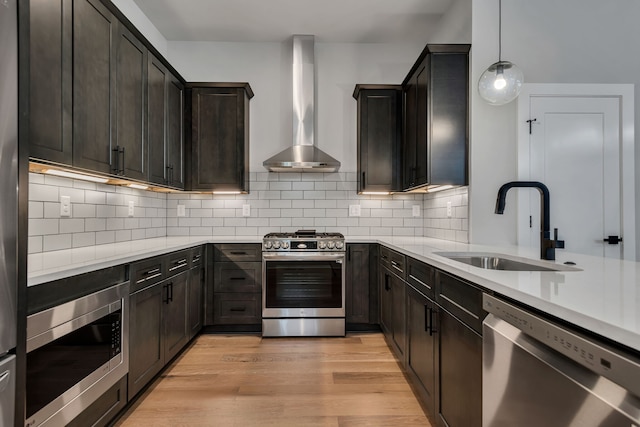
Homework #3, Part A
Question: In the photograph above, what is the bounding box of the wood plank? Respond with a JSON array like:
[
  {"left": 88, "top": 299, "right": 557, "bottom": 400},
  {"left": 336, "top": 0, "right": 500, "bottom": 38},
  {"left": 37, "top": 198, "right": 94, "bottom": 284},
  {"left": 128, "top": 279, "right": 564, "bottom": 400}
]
[{"left": 115, "top": 333, "right": 431, "bottom": 426}]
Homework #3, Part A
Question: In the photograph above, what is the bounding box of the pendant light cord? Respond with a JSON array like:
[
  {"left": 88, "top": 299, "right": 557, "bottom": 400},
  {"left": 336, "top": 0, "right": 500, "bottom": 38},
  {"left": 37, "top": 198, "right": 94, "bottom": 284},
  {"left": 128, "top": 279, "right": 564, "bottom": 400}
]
[{"left": 498, "top": 0, "right": 502, "bottom": 62}]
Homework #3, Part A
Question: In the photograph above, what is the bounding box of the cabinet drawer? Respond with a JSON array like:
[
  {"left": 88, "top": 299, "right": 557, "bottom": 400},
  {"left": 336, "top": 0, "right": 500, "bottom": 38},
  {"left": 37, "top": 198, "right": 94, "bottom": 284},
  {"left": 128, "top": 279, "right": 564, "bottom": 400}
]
[
  {"left": 214, "top": 262, "right": 262, "bottom": 293},
  {"left": 131, "top": 257, "right": 165, "bottom": 293},
  {"left": 407, "top": 258, "right": 434, "bottom": 298},
  {"left": 436, "top": 271, "right": 485, "bottom": 334},
  {"left": 213, "top": 293, "right": 261, "bottom": 324},
  {"left": 190, "top": 246, "right": 204, "bottom": 266},
  {"left": 214, "top": 244, "right": 261, "bottom": 262},
  {"left": 388, "top": 250, "right": 406, "bottom": 280},
  {"left": 379, "top": 246, "right": 392, "bottom": 269},
  {"left": 167, "top": 250, "right": 190, "bottom": 276}
]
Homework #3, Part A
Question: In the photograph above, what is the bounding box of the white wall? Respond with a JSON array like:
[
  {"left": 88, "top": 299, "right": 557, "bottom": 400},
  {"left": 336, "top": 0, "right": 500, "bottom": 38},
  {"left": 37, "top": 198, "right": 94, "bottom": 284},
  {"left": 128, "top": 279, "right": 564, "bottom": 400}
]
[
  {"left": 167, "top": 41, "right": 424, "bottom": 172},
  {"left": 428, "top": 0, "right": 472, "bottom": 44},
  {"left": 470, "top": 0, "right": 640, "bottom": 257}
]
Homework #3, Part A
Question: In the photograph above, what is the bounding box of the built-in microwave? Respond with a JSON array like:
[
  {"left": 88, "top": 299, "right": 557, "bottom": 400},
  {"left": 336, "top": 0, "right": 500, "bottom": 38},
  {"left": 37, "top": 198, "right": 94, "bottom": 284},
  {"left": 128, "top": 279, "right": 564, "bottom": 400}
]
[{"left": 25, "top": 281, "right": 129, "bottom": 427}]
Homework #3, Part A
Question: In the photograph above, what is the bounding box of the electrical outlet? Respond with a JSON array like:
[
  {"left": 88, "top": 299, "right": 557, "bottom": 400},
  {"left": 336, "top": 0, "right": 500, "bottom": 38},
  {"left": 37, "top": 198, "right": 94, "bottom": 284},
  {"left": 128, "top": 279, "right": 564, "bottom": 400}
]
[
  {"left": 128, "top": 201, "right": 135, "bottom": 217},
  {"left": 60, "top": 195, "right": 71, "bottom": 217},
  {"left": 242, "top": 204, "right": 251, "bottom": 217},
  {"left": 349, "top": 205, "right": 361, "bottom": 217},
  {"left": 177, "top": 205, "right": 186, "bottom": 217},
  {"left": 412, "top": 205, "right": 420, "bottom": 217},
  {"left": 446, "top": 201, "right": 452, "bottom": 218}
]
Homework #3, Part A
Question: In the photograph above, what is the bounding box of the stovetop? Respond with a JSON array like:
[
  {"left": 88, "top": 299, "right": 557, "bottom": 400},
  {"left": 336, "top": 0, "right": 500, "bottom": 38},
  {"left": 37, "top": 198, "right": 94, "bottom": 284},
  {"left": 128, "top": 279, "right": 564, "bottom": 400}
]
[{"left": 263, "top": 230, "right": 345, "bottom": 252}]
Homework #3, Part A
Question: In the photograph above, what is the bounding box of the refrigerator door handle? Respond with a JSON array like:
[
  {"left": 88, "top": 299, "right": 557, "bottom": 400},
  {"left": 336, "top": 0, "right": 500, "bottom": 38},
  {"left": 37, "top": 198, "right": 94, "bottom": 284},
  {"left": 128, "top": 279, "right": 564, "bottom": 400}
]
[{"left": 0, "top": 370, "right": 9, "bottom": 392}]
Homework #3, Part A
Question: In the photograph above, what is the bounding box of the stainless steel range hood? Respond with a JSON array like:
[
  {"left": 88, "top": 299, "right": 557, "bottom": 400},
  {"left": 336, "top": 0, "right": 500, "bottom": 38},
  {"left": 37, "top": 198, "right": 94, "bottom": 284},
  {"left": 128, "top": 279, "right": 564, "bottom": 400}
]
[{"left": 263, "top": 35, "right": 341, "bottom": 172}]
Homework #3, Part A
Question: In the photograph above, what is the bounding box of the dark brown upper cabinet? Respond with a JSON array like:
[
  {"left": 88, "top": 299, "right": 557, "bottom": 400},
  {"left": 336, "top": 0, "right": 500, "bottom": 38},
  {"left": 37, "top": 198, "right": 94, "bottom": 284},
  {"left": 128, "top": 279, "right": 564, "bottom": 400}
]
[
  {"left": 26, "top": 0, "right": 185, "bottom": 188},
  {"left": 72, "top": 0, "right": 118, "bottom": 175},
  {"left": 353, "top": 85, "right": 402, "bottom": 194},
  {"left": 115, "top": 25, "right": 147, "bottom": 180},
  {"left": 186, "top": 84, "right": 253, "bottom": 192},
  {"left": 402, "top": 44, "right": 470, "bottom": 191},
  {"left": 28, "top": 0, "right": 73, "bottom": 165},
  {"left": 147, "top": 54, "right": 185, "bottom": 190}
]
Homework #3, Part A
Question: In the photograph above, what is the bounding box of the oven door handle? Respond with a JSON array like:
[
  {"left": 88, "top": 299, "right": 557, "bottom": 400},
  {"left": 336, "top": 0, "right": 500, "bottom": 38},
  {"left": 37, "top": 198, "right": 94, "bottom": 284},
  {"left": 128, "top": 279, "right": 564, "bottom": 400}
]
[{"left": 262, "top": 253, "right": 346, "bottom": 262}]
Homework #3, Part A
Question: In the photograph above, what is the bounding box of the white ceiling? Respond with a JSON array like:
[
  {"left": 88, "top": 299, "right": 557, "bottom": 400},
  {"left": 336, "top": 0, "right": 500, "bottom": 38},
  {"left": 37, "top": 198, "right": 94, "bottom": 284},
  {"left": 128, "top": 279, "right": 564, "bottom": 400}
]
[{"left": 131, "top": 0, "right": 452, "bottom": 43}]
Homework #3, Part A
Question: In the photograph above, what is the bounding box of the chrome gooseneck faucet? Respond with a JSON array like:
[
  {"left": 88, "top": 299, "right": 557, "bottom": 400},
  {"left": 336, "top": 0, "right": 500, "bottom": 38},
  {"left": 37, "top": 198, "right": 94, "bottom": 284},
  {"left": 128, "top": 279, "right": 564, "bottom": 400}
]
[{"left": 495, "top": 181, "right": 565, "bottom": 261}]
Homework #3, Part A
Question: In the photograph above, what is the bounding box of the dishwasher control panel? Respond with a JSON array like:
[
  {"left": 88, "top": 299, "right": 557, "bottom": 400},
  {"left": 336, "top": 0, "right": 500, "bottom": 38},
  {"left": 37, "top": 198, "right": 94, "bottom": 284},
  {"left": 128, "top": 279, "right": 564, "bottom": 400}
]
[{"left": 483, "top": 293, "right": 640, "bottom": 399}]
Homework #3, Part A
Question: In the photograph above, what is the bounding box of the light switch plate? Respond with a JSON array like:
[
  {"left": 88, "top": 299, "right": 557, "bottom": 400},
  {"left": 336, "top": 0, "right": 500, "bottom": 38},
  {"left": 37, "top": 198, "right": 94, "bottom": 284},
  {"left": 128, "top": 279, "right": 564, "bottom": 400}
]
[
  {"left": 412, "top": 205, "right": 420, "bottom": 217},
  {"left": 177, "top": 205, "right": 186, "bottom": 217},
  {"left": 446, "top": 201, "right": 452, "bottom": 218},
  {"left": 60, "top": 195, "right": 71, "bottom": 217},
  {"left": 128, "top": 201, "right": 135, "bottom": 217},
  {"left": 242, "top": 204, "right": 251, "bottom": 217},
  {"left": 349, "top": 205, "right": 361, "bottom": 217}
]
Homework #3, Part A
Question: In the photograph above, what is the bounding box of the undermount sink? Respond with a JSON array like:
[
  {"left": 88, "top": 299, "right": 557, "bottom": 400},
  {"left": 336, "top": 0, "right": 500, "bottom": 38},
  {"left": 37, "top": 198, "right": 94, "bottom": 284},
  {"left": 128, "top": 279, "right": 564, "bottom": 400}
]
[{"left": 434, "top": 252, "right": 581, "bottom": 272}]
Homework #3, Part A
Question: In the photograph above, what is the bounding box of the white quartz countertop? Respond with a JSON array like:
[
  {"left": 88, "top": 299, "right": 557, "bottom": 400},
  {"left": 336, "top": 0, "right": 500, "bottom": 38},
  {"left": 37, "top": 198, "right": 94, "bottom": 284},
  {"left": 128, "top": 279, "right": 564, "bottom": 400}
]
[{"left": 28, "top": 235, "right": 640, "bottom": 353}]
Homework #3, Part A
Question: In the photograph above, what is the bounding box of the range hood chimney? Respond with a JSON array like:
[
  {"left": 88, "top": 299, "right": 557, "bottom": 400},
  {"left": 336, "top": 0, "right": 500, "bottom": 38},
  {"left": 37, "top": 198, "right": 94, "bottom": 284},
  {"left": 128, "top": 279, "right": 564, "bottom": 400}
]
[{"left": 263, "top": 35, "right": 341, "bottom": 172}]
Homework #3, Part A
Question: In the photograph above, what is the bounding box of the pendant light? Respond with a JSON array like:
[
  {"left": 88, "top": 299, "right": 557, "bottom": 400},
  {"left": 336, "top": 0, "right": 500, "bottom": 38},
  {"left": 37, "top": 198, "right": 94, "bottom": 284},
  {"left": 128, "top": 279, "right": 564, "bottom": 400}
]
[{"left": 478, "top": 0, "right": 523, "bottom": 106}]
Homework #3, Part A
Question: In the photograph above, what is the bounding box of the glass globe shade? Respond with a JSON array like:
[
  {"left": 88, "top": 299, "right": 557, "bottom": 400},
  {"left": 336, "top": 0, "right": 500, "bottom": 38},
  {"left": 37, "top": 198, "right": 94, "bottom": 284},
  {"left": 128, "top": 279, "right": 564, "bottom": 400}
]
[{"left": 478, "top": 61, "right": 524, "bottom": 106}]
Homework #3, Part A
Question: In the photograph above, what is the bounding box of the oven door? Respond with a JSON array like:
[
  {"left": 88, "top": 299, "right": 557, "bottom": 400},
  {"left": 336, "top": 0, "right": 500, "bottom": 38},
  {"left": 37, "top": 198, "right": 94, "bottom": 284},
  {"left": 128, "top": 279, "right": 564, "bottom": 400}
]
[{"left": 262, "top": 252, "right": 345, "bottom": 318}]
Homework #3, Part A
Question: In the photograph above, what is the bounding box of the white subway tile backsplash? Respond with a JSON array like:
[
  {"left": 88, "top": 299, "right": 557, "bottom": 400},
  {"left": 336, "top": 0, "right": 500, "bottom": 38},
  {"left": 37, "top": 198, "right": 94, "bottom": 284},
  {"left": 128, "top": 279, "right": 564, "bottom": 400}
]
[
  {"left": 44, "top": 234, "right": 72, "bottom": 251},
  {"left": 28, "top": 173, "right": 465, "bottom": 254},
  {"left": 60, "top": 219, "right": 84, "bottom": 234},
  {"left": 72, "top": 232, "right": 96, "bottom": 248}
]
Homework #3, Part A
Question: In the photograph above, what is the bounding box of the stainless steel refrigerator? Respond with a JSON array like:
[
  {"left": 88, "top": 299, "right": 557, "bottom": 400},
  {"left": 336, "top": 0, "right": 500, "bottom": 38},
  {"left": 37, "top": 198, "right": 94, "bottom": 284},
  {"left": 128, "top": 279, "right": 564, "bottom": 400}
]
[{"left": 0, "top": 0, "right": 19, "bottom": 425}]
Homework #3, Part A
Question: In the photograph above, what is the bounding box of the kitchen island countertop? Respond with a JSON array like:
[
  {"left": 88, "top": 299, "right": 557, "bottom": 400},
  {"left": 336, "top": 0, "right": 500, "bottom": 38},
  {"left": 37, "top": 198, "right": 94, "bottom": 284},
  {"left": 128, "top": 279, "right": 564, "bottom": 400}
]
[{"left": 28, "top": 235, "right": 640, "bottom": 353}]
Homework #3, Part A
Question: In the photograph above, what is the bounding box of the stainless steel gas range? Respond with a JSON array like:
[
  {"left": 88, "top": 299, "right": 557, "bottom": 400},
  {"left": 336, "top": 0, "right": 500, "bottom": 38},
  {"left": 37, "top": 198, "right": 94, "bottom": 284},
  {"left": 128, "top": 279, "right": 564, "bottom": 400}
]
[{"left": 262, "top": 230, "right": 346, "bottom": 337}]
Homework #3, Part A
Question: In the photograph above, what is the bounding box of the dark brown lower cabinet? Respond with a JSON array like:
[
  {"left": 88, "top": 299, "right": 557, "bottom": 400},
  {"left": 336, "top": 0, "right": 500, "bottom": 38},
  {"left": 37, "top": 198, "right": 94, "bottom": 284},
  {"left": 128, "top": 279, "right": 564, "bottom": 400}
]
[
  {"left": 128, "top": 280, "right": 164, "bottom": 399},
  {"left": 437, "top": 307, "right": 482, "bottom": 427},
  {"left": 406, "top": 284, "right": 437, "bottom": 416},
  {"left": 379, "top": 265, "right": 406, "bottom": 358},
  {"left": 188, "top": 264, "right": 204, "bottom": 339},
  {"left": 67, "top": 375, "right": 127, "bottom": 427},
  {"left": 128, "top": 270, "right": 189, "bottom": 400},
  {"left": 345, "top": 244, "right": 378, "bottom": 327}
]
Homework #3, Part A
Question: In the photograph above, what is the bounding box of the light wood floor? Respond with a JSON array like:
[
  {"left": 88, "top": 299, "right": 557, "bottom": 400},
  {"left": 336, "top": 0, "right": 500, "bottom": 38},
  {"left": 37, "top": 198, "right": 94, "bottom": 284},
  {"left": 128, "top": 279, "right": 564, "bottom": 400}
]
[{"left": 115, "top": 333, "right": 432, "bottom": 426}]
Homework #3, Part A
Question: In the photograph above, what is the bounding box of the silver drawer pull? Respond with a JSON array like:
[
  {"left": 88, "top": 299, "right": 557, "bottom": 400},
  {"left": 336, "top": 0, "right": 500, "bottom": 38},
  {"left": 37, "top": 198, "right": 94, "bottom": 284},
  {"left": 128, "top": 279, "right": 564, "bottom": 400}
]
[
  {"left": 439, "top": 294, "right": 480, "bottom": 320},
  {"left": 137, "top": 271, "right": 162, "bottom": 284},
  {"left": 409, "top": 274, "right": 431, "bottom": 289},
  {"left": 169, "top": 259, "right": 188, "bottom": 271},
  {"left": 391, "top": 261, "right": 403, "bottom": 273}
]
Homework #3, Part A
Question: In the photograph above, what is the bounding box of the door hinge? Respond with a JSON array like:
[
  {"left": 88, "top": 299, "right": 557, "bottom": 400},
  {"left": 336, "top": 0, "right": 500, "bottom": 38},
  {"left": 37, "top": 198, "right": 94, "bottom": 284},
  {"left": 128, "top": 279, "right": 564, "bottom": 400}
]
[
  {"left": 529, "top": 215, "right": 532, "bottom": 228},
  {"left": 526, "top": 118, "right": 538, "bottom": 134}
]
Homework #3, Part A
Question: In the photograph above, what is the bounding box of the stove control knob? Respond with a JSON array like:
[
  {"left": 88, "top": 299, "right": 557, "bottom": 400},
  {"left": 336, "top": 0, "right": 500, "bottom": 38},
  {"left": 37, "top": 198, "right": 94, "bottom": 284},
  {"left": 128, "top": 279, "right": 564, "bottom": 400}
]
[
  {"left": 273, "top": 241, "right": 281, "bottom": 249},
  {"left": 282, "top": 241, "right": 290, "bottom": 249},
  {"left": 336, "top": 241, "right": 344, "bottom": 250},
  {"left": 319, "top": 241, "right": 327, "bottom": 249},
  {"left": 264, "top": 241, "right": 273, "bottom": 249},
  {"left": 327, "top": 241, "right": 336, "bottom": 249}
]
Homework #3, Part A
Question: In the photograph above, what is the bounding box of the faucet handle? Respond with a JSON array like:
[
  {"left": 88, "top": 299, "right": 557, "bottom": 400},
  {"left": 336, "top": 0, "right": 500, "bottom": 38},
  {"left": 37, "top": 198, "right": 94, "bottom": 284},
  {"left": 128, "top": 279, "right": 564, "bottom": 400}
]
[{"left": 553, "top": 228, "right": 565, "bottom": 249}]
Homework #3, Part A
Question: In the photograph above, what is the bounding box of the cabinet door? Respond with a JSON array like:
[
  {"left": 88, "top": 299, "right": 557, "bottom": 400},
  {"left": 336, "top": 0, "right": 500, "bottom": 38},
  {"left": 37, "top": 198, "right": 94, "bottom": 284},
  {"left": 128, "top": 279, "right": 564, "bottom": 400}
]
[
  {"left": 346, "top": 244, "right": 370, "bottom": 324},
  {"left": 402, "top": 74, "right": 417, "bottom": 189},
  {"left": 391, "top": 273, "right": 406, "bottom": 357},
  {"left": 407, "top": 284, "right": 437, "bottom": 415},
  {"left": 190, "top": 87, "right": 247, "bottom": 192},
  {"left": 188, "top": 266, "right": 204, "bottom": 339},
  {"left": 166, "top": 74, "right": 185, "bottom": 189},
  {"left": 414, "top": 60, "right": 429, "bottom": 187},
  {"left": 379, "top": 268, "right": 392, "bottom": 336},
  {"left": 28, "top": 0, "right": 73, "bottom": 165},
  {"left": 357, "top": 88, "right": 401, "bottom": 193},
  {"left": 129, "top": 282, "right": 164, "bottom": 399},
  {"left": 429, "top": 52, "right": 469, "bottom": 185},
  {"left": 115, "top": 26, "right": 147, "bottom": 180},
  {"left": 72, "top": 0, "right": 117, "bottom": 174},
  {"left": 438, "top": 307, "right": 482, "bottom": 427},
  {"left": 164, "top": 270, "right": 189, "bottom": 362},
  {"left": 147, "top": 55, "right": 168, "bottom": 186}
]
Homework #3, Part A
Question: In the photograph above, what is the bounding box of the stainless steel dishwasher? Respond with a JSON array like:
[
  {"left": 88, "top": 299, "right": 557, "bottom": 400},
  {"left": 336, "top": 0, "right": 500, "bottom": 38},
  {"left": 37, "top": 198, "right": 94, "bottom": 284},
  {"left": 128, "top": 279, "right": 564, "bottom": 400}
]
[{"left": 482, "top": 294, "right": 640, "bottom": 426}]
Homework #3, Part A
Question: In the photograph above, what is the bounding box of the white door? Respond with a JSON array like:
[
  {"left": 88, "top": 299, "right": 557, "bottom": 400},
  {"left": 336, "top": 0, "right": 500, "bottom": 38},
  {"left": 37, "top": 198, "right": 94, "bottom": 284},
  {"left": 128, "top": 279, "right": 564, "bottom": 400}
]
[{"left": 517, "top": 84, "right": 635, "bottom": 260}]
